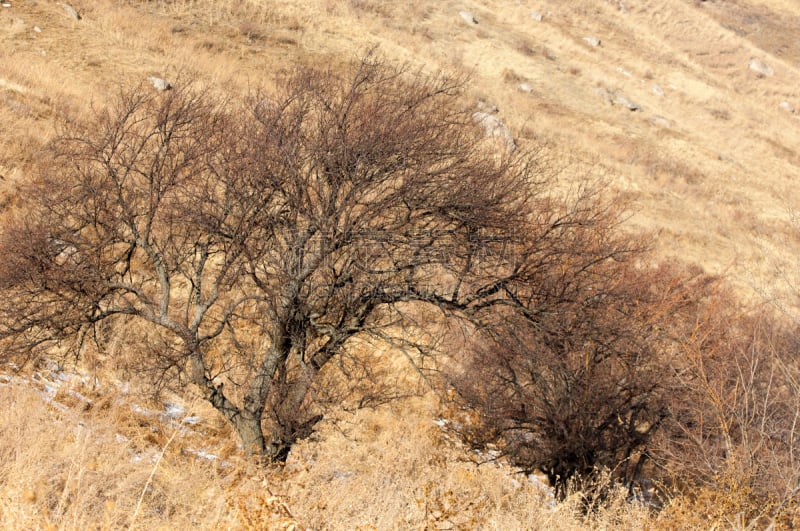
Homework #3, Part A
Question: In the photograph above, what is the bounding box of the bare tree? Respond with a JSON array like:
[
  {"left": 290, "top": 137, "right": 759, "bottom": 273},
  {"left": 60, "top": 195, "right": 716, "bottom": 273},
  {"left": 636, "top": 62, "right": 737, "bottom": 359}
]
[
  {"left": 0, "top": 55, "right": 554, "bottom": 460},
  {"left": 447, "top": 223, "right": 700, "bottom": 497}
]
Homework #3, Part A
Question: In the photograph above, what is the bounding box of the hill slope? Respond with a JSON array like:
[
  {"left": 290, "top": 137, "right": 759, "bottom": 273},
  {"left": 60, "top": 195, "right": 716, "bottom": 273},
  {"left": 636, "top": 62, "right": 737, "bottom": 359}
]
[
  {"left": 2, "top": 1, "right": 800, "bottom": 528},
  {"left": 4, "top": 0, "right": 800, "bottom": 297}
]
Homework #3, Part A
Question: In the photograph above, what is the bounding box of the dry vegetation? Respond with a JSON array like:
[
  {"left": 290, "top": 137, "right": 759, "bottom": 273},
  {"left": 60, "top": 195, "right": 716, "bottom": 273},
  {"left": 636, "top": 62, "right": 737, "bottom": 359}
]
[{"left": 2, "top": 0, "right": 800, "bottom": 529}]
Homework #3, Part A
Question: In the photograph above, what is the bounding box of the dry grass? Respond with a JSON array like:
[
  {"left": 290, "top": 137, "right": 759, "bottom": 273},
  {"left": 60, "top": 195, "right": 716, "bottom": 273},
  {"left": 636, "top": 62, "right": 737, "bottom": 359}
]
[
  {"left": 0, "top": 369, "right": 666, "bottom": 530},
  {"left": 2, "top": 360, "right": 797, "bottom": 530},
  {"left": 0, "top": 367, "right": 300, "bottom": 530},
  {"left": 3, "top": 0, "right": 799, "bottom": 295}
]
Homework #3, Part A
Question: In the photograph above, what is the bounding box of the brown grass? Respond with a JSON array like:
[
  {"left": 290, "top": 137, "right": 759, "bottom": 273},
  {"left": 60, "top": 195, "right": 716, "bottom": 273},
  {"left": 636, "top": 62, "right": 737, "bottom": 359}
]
[
  {"left": 0, "top": 372, "right": 664, "bottom": 530},
  {"left": 0, "top": 374, "right": 265, "bottom": 529},
  {"left": 3, "top": 358, "right": 799, "bottom": 529}
]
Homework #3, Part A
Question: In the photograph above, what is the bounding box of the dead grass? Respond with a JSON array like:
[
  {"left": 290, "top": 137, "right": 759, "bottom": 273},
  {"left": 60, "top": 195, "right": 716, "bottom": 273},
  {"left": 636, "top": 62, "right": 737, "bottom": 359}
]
[
  {"left": 3, "top": 358, "right": 798, "bottom": 530},
  {"left": 0, "top": 369, "right": 299, "bottom": 530},
  {"left": 279, "top": 397, "right": 663, "bottom": 530},
  {"left": 0, "top": 371, "right": 666, "bottom": 530}
]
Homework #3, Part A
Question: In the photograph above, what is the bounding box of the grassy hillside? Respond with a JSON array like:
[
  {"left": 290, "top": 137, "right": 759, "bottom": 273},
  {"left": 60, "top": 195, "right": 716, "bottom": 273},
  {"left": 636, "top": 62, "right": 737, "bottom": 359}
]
[
  {"left": 4, "top": 0, "right": 800, "bottom": 295},
  {"left": 2, "top": 0, "right": 799, "bottom": 528}
]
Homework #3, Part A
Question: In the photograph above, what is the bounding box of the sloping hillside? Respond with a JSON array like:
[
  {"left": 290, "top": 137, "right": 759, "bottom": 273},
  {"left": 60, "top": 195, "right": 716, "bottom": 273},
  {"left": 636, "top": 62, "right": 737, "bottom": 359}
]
[
  {"left": 1, "top": 1, "right": 800, "bottom": 528},
  {"left": 5, "top": 0, "right": 800, "bottom": 296}
]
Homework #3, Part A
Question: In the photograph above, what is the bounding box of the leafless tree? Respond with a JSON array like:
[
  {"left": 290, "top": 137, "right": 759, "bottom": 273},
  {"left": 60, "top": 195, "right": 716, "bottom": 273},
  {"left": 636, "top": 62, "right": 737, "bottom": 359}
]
[
  {"left": 0, "top": 55, "right": 563, "bottom": 460},
  {"left": 447, "top": 236, "right": 701, "bottom": 496}
]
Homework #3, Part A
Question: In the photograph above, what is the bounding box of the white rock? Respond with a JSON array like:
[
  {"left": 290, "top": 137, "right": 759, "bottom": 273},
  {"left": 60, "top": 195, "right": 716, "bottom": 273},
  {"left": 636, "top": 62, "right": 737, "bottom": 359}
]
[
  {"left": 519, "top": 83, "right": 534, "bottom": 93},
  {"left": 749, "top": 58, "right": 773, "bottom": 77},
  {"left": 595, "top": 86, "right": 640, "bottom": 111},
  {"left": 651, "top": 116, "right": 671, "bottom": 128},
  {"left": 530, "top": 10, "right": 543, "bottom": 22},
  {"left": 473, "top": 112, "right": 516, "bottom": 152},
  {"left": 779, "top": 101, "right": 795, "bottom": 113},
  {"left": 164, "top": 402, "right": 186, "bottom": 418},
  {"left": 613, "top": 92, "right": 640, "bottom": 111},
  {"left": 147, "top": 76, "right": 172, "bottom": 91},
  {"left": 459, "top": 11, "right": 477, "bottom": 24},
  {"left": 583, "top": 36, "right": 601, "bottom": 47},
  {"left": 62, "top": 3, "right": 81, "bottom": 20},
  {"left": 33, "top": 26, "right": 41, "bottom": 33},
  {"left": 651, "top": 84, "right": 664, "bottom": 96},
  {"left": 189, "top": 449, "right": 218, "bottom": 461}
]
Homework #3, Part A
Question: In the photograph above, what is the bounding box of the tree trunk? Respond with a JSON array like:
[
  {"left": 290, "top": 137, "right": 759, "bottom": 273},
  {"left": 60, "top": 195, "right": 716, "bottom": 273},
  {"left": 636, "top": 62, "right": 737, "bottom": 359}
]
[
  {"left": 264, "top": 413, "right": 321, "bottom": 462},
  {"left": 233, "top": 412, "right": 266, "bottom": 456},
  {"left": 186, "top": 348, "right": 269, "bottom": 455},
  {"left": 267, "top": 431, "right": 292, "bottom": 462}
]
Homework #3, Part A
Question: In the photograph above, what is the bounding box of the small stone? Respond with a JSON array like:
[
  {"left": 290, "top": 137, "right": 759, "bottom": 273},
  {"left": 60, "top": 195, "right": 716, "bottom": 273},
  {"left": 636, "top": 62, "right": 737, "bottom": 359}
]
[
  {"left": 147, "top": 77, "right": 172, "bottom": 91},
  {"left": 583, "top": 36, "right": 601, "bottom": 47},
  {"left": 779, "top": 101, "right": 795, "bottom": 113},
  {"left": 651, "top": 84, "right": 664, "bottom": 96},
  {"left": 595, "top": 86, "right": 640, "bottom": 111},
  {"left": 519, "top": 83, "right": 534, "bottom": 93},
  {"left": 613, "top": 93, "right": 640, "bottom": 111},
  {"left": 651, "top": 116, "right": 671, "bottom": 128},
  {"left": 62, "top": 3, "right": 81, "bottom": 20},
  {"left": 749, "top": 58, "right": 773, "bottom": 77},
  {"left": 473, "top": 112, "right": 516, "bottom": 152},
  {"left": 530, "top": 10, "right": 543, "bottom": 22},
  {"left": 459, "top": 11, "right": 477, "bottom": 24},
  {"left": 33, "top": 26, "right": 41, "bottom": 33}
]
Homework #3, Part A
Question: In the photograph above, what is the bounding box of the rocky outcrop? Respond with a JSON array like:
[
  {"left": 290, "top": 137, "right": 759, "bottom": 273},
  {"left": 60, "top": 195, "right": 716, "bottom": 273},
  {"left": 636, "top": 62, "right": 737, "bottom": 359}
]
[
  {"left": 459, "top": 11, "right": 477, "bottom": 25},
  {"left": 473, "top": 112, "right": 516, "bottom": 152},
  {"left": 749, "top": 58, "right": 773, "bottom": 77},
  {"left": 147, "top": 77, "right": 172, "bottom": 91}
]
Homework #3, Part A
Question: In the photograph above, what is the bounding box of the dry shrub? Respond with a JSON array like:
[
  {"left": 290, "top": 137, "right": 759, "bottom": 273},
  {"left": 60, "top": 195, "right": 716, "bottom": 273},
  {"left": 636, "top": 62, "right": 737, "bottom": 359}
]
[
  {"left": 655, "top": 291, "right": 800, "bottom": 527},
  {"left": 448, "top": 261, "right": 699, "bottom": 497},
  {"left": 449, "top": 253, "right": 800, "bottom": 522},
  {"left": 441, "top": 174, "right": 699, "bottom": 496},
  {"left": 275, "top": 396, "right": 659, "bottom": 530},
  {"left": 440, "top": 174, "right": 800, "bottom": 521}
]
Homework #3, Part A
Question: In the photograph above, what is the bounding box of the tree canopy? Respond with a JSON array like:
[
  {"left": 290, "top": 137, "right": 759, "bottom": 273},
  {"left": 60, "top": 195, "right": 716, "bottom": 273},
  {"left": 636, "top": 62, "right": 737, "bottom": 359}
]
[{"left": 0, "top": 55, "right": 656, "bottom": 470}]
